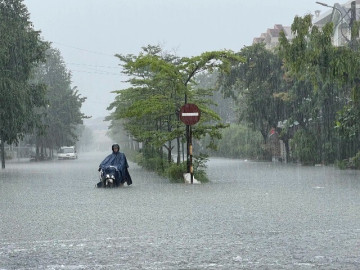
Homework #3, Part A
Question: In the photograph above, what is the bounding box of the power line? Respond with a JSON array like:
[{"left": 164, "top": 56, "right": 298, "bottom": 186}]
[
  {"left": 48, "top": 42, "right": 125, "bottom": 75},
  {"left": 70, "top": 69, "right": 121, "bottom": 76},
  {"left": 51, "top": 41, "right": 116, "bottom": 57},
  {"left": 66, "top": 62, "right": 122, "bottom": 69}
]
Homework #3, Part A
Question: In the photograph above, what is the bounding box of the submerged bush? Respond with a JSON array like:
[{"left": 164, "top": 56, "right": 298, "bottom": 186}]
[
  {"left": 335, "top": 159, "right": 349, "bottom": 170},
  {"left": 290, "top": 129, "right": 319, "bottom": 165},
  {"left": 164, "top": 162, "right": 186, "bottom": 183},
  {"left": 199, "top": 124, "right": 266, "bottom": 160},
  {"left": 130, "top": 146, "right": 209, "bottom": 183},
  {"left": 348, "top": 151, "right": 360, "bottom": 169},
  {"left": 163, "top": 155, "right": 209, "bottom": 183}
]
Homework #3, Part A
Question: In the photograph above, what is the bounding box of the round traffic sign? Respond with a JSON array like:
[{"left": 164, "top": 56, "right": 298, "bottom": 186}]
[{"left": 179, "top": 103, "right": 201, "bottom": 125}]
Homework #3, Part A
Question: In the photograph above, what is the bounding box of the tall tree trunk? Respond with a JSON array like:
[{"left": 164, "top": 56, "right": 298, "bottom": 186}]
[
  {"left": 167, "top": 140, "right": 172, "bottom": 163},
  {"left": 167, "top": 116, "right": 172, "bottom": 163},
  {"left": 182, "top": 140, "right": 185, "bottom": 162},
  {"left": 1, "top": 139, "right": 5, "bottom": 169},
  {"left": 159, "top": 147, "right": 164, "bottom": 171},
  {"left": 283, "top": 138, "right": 290, "bottom": 163},
  {"left": 36, "top": 143, "right": 40, "bottom": 160},
  {"left": 176, "top": 136, "right": 180, "bottom": 165}
]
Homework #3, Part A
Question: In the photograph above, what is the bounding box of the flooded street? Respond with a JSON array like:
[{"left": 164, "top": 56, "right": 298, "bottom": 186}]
[{"left": 1, "top": 153, "right": 360, "bottom": 269}]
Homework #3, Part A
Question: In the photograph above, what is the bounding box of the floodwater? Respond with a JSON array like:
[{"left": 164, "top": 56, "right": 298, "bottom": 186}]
[{"left": 1, "top": 153, "right": 360, "bottom": 269}]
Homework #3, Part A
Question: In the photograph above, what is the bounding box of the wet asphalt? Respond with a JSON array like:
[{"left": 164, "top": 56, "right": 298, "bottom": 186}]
[{"left": 1, "top": 152, "right": 360, "bottom": 269}]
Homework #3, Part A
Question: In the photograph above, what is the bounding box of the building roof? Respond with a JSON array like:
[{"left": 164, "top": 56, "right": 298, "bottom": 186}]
[
  {"left": 253, "top": 24, "right": 293, "bottom": 50},
  {"left": 253, "top": 0, "right": 360, "bottom": 48}
]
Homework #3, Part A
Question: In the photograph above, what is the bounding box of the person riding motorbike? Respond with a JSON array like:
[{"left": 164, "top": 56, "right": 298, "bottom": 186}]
[{"left": 98, "top": 143, "right": 132, "bottom": 186}]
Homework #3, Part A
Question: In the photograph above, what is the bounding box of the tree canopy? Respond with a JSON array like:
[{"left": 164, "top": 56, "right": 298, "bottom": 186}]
[
  {"left": 30, "top": 47, "right": 87, "bottom": 155},
  {"left": 216, "top": 14, "right": 360, "bottom": 165},
  {"left": 0, "top": 0, "right": 49, "bottom": 167},
  {"left": 107, "top": 45, "right": 243, "bottom": 167},
  {"left": 226, "top": 43, "right": 288, "bottom": 139}
]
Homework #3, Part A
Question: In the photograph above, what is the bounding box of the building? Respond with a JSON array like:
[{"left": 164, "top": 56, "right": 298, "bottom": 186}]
[
  {"left": 253, "top": 1, "right": 359, "bottom": 48},
  {"left": 313, "top": 0, "right": 360, "bottom": 46},
  {"left": 253, "top": 24, "right": 293, "bottom": 50},
  {"left": 251, "top": 1, "right": 360, "bottom": 163}
]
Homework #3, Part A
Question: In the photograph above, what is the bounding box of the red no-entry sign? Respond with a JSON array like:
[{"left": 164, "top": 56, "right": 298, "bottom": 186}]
[{"left": 179, "top": 103, "right": 201, "bottom": 125}]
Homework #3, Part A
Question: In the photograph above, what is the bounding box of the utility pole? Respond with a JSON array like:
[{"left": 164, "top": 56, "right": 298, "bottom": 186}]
[
  {"left": 316, "top": 1, "right": 357, "bottom": 47},
  {"left": 350, "top": 1, "right": 357, "bottom": 42}
]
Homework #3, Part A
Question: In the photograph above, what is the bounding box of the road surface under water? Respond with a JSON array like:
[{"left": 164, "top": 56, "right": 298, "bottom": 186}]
[{"left": 1, "top": 152, "right": 360, "bottom": 269}]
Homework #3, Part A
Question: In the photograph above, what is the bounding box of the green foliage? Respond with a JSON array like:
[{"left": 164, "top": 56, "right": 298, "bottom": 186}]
[
  {"left": 195, "top": 72, "right": 236, "bottom": 123},
  {"left": 277, "top": 14, "right": 360, "bottom": 165},
  {"left": 192, "top": 153, "right": 209, "bottom": 183},
  {"left": 164, "top": 162, "right": 187, "bottom": 183},
  {"left": 336, "top": 104, "right": 360, "bottom": 139},
  {"left": 136, "top": 145, "right": 166, "bottom": 172},
  {"left": 163, "top": 157, "right": 209, "bottom": 183},
  {"left": 349, "top": 151, "right": 360, "bottom": 169},
  {"left": 199, "top": 124, "right": 266, "bottom": 160},
  {"left": 290, "top": 129, "right": 319, "bottom": 165},
  {"left": 133, "top": 145, "right": 208, "bottom": 183},
  {"left": 212, "top": 14, "right": 360, "bottom": 165},
  {"left": 162, "top": 157, "right": 209, "bottom": 183},
  {"left": 335, "top": 151, "right": 360, "bottom": 170},
  {"left": 30, "top": 47, "right": 87, "bottom": 151},
  {"left": 335, "top": 159, "right": 348, "bottom": 170},
  {"left": 108, "top": 44, "right": 244, "bottom": 171},
  {"left": 218, "top": 43, "right": 289, "bottom": 143},
  {"left": 0, "top": 0, "right": 49, "bottom": 148}
]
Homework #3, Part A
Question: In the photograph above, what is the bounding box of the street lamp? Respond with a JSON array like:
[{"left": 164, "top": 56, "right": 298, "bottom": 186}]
[
  {"left": 315, "top": 1, "right": 352, "bottom": 19},
  {"left": 315, "top": 1, "right": 356, "bottom": 44},
  {"left": 316, "top": 1, "right": 336, "bottom": 8}
]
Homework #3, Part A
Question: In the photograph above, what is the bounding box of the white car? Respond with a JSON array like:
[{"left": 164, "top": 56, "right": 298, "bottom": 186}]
[{"left": 58, "top": 146, "right": 78, "bottom": 160}]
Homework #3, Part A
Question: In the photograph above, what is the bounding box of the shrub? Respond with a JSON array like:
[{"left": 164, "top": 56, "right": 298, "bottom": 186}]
[
  {"left": 349, "top": 151, "right": 360, "bottom": 169},
  {"left": 200, "top": 124, "right": 266, "bottom": 160},
  {"left": 164, "top": 162, "right": 187, "bottom": 183},
  {"left": 290, "top": 129, "right": 319, "bottom": 165},
  {"left": 335, "top": 159, "right": 349, "bottom": 170},
  {"left": 192, "top": 153, "right": 209, "bottom": 183},
  {"left": 125, "top": 144, "right": 210, "bottom": 183}
]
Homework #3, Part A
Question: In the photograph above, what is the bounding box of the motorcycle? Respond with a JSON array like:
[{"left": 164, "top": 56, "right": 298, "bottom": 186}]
[{"left": 97, "top": 165, "right": 125, "bottom": 188}]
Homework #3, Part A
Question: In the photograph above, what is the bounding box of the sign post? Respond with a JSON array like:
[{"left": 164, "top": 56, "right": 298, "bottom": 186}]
[{"left": 179, "top": 104, "right": 201, "bottom": 184}]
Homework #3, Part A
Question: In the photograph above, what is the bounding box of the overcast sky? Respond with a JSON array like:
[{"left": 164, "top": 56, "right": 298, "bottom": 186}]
[{"left": 23, "top": 0, "right": 328, "bottom": 119}]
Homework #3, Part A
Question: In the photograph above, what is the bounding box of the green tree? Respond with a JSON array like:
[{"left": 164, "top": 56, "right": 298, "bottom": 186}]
[
  {"left": 30, "top": 48, "right": 87, "bottom": 158},
  {"left": 194, "top": 71, "right": 236, "bottom": 124},
  {"left": 279, "top": 15, "right": 360, "bottom": 163},
  {"left": 200, "top": 123, "right": 265, "bottom": 159},
  {"left": 0, "top": 0, "right": 48, "bottom": 168},
  {"left": 107, "top": 45, "right": 243, "bottom": 173},
  {"left": 218, "top": 43, "right": 289, "bottom": 145}
]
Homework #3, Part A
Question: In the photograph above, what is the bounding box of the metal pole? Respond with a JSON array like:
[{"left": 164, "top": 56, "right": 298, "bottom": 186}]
[
  {"left": 190, "top": 125, "right": 193, "bottom": 184},
  {"left": 350, "top": 1, "right": 357, "bottom": 42},
  {"left": 185, "top": 94, "right": 189, "bottom": 178},
  {"left": 186, "top": 125, "right": 190, "bottom": 174},
  {"left": 316, "top": 1, "right": 354, "bottom": 41}
]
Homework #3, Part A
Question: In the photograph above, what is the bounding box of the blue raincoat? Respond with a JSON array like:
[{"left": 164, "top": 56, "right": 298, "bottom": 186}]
[{"left": 99, "top": 151, "right": 132, "bottom": 185}]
